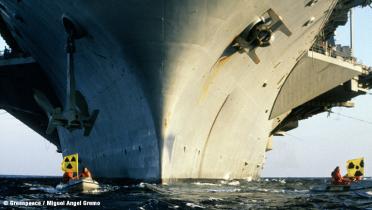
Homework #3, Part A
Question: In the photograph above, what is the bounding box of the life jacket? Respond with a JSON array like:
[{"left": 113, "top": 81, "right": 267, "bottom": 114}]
[
  {"left": 331, "top": 170, "right": 343, "bottom": 184},
  {"left": 62, "top": 172, "right": 74, "bottom": 183},
  {"left": 81, "top": 170, "right": 91, "bottom": 178}
]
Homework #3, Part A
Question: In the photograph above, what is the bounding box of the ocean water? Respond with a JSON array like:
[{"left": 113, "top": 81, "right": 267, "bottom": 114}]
[{"left": 0, "top": 176, "right": 371, "bottom": 209}]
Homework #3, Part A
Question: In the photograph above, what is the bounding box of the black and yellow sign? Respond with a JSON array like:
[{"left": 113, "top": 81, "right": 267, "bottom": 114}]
[
  {"left": 346, "top": 157, "right": 364, "bottom": 177},
  {"left": 61, "top": 153, "right": 78, "bottom": 173}
]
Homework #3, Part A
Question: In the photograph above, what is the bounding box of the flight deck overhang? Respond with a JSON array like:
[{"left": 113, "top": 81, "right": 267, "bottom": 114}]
[
  {"left": 270, "top": 51, "right": 364, "bottom": 120},
  {"left": 0, "top": 56, "right": 61, "bottom": 151}
]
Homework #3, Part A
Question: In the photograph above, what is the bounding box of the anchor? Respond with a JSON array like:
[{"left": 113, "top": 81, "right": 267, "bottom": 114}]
[
  {"left": 235, "top": 8, "right": 292, "bottom": 64},
  {"left": 34, "top": 16, "right": 99, "bottom": 136}
]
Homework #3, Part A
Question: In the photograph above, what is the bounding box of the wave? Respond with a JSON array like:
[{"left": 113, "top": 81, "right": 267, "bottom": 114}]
[
  {"left": 29, "top": 186, "right": 59, "bottom": 194},
  {"left": 186, "top": 202, "right": 205, "bottom": 208},
  {"left": 192, "top": 182, "right": 221, "bottom": 186},
  {"left": 227, "top": 181, "right": 240, "bottom": 186}
]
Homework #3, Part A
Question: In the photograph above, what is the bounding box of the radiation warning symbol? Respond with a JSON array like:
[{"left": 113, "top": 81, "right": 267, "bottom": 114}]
[
  {"left": 346, "top": 157, "right": 364, "bottom": 177},
  {"left": 61, "top": 153, "right": 78, "bottom": 173}
]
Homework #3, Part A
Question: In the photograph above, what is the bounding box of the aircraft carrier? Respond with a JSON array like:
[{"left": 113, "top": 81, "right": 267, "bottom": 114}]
[{"left": 0, "top": 0, "right": 371, "bottom": 182}]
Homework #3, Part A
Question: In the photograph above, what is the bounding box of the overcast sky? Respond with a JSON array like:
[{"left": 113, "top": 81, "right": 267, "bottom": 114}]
[{"left": 0, "top": 7, "right": 371, "bottom": 177}]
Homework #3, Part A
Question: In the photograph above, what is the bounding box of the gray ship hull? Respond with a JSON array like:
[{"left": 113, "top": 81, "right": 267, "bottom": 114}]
[{"left": 0, "top": 0, "right": 370, "bottom": 182}]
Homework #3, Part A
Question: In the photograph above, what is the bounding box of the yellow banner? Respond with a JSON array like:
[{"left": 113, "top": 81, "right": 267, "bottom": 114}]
[
  {"left": 346, "top": 157, "right": 364, "bottom": 177},
  {"left": 61, "top": 153, "right": 78, "bottom": 173}
]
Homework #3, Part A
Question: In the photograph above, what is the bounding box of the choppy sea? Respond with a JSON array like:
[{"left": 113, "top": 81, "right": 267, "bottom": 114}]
[{"left": 0, "top": 176, "right": 372, "bottom": 209}]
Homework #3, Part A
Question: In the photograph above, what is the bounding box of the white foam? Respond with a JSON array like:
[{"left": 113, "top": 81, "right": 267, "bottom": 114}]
[
  {"left": 279, "top": 179, "right": 286, "bottom": 184},
  {"left": 245, "top": 177, "right": 253, "bottom": 182},
  {"left": 294, "top": 189, "right": 309, "bottom": 193},
  {"left": 186, "top": 203, "right": 205, "bottom": 208},
  {"left": 228, "top": 181, "right": 240, "bottom": 186},
  {"left": 208, "top": 188, "right": 241, "bottom": 193},
  {"left": 29, "top": 186, "right": 59, "bottom": 194},
  {"left": 139, "top": 182, "right": 145, "bottom": 188},
  {"left": 193, "top": 182, "right": 220, "bottom": 186},
  {"left": 208, "top": 197, "right": 223, "bottom": 201}
]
